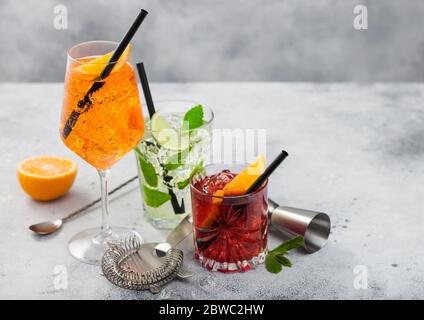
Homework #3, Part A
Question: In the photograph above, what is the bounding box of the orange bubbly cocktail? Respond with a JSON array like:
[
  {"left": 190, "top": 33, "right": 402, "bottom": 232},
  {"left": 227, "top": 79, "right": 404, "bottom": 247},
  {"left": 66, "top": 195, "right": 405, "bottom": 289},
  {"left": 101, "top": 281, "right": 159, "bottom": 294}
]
[
  {"left": 60, "top": 45, "right": 144, "bottom": 170},
  {"left": 59, "top": 39, "right": 146, "bottom": 265}
]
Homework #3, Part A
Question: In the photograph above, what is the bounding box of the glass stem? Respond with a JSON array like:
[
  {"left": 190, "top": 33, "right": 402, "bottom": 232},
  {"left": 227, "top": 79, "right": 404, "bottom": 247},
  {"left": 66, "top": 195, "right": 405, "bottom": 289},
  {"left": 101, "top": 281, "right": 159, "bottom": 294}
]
[{"left": 98, "top": 169, "right": 112, "bottom": 238}]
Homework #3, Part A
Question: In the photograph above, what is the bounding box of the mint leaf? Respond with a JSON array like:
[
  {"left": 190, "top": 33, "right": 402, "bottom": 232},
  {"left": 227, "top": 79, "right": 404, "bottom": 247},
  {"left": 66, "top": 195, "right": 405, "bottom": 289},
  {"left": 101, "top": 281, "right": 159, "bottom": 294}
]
[
  {"left": 271, "top": 236, "right": 304, "bottom": 255},
  {"left": 135, "top": 149, "right": 158, "bottom": 187},
  {"left": 142, "top": 185, "right": 171, "bottom": 208},
  {"left": 164, "top": 146, "right": 192, "bottom": 171},
  {"left": 265, "top": 236, "right": 303, "bottom": 274},
  {"left": 176, "top": 160, "right": 204, "bottom": 190},
  {"left": 265, "top": 253, "right": 282, "bottom": 274},
  {"left": 274, "top": 254, "right": 292, "bottom": 268},
  {"left": 182, "top": 104, "right": 204, "bottom": 131},
  {"left": 177, "top": 178, "right": 190, "bottom": 190},
  {"left": 134, "top": 146, "right": 143, "bottom": 156}
]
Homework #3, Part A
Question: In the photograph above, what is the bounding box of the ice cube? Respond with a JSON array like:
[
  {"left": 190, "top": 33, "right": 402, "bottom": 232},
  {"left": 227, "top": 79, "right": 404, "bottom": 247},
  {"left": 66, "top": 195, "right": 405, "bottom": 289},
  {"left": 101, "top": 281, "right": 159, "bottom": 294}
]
[{"left": 196, "top": 170, "right": 236, "bottom": 194}]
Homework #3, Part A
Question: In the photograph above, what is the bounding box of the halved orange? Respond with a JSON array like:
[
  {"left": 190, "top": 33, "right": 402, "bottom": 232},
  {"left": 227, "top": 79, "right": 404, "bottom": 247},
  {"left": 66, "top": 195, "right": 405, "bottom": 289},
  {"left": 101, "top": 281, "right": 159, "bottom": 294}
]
[
  {"left": 74, "top": 44, "right": 131, "bottom": 77},
  {"left": 17, "top": 156, "right": 77, "bottom": 201},
  {"left": 221, "top": 154, "right": 266, "bottom": 196}
]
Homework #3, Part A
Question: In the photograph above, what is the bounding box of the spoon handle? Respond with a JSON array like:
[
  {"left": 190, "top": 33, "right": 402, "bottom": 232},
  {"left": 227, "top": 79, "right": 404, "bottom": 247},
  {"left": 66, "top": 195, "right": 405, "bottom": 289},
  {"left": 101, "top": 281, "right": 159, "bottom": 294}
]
[{"left": 63, "top": 175, "right": 138, "bottom": 222}]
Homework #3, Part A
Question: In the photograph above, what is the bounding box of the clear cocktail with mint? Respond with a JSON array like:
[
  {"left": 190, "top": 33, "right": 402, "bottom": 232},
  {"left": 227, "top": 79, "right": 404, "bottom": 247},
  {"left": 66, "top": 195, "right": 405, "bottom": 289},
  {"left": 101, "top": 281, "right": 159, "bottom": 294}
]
[{"left": 135, "top": 101, "right": 213, "bottom": 229}]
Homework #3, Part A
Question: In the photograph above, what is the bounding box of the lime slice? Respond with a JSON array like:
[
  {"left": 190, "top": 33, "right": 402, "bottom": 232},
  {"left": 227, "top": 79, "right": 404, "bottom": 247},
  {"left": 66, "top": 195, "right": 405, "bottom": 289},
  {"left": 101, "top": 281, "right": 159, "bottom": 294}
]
[{"left": 151, "top": 113, "right": 189, "bottom": 151}]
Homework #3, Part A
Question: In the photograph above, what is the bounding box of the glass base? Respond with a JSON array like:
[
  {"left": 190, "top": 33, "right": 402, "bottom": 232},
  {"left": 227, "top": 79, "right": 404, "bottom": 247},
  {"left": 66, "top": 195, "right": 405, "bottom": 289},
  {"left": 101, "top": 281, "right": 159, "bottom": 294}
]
[
  {"left": 195, "top": 249, "right": 268, "bottom": 273},
  {"left": 146, "top": 214, "right": 187, "bottom": 230},
  {"left": 68, "top": 227, "right": 142, "bottom": 265}
]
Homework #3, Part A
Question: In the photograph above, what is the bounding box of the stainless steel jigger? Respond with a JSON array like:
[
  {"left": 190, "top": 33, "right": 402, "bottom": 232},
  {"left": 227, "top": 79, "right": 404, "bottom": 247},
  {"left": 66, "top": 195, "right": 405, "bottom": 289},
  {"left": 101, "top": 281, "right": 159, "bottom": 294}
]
[{"left": 268, "top": 199, "right": 331, "bottom": 253}]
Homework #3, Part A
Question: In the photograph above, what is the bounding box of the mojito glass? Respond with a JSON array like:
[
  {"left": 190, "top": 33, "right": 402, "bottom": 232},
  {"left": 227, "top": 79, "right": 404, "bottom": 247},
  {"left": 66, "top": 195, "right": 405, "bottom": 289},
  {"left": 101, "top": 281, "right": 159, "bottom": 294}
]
[{"left": 135, "top": 100, "right": 213, "bottom": 229}]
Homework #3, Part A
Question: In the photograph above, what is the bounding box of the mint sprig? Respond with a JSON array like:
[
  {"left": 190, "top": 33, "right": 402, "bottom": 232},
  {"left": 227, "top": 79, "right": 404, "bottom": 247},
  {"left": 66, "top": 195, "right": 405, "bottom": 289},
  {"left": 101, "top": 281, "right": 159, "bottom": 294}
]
[
  {"left": 176, "top": 160, "right": 204, "bottom": 190},
  {"left": 135, "top": 147, "right": 158, "bottom": 187},
  {"left": 142, "top": 185, "right": 171, "bottom": 208},
  {"left": 182, "top": 104, "right": 204, "bottom": 131},
  {"left": 164, "top": 146, "right": 193, "bottom": 171},
  {"left": 265, "top": 236, "right": 304, "bottom": 274}
]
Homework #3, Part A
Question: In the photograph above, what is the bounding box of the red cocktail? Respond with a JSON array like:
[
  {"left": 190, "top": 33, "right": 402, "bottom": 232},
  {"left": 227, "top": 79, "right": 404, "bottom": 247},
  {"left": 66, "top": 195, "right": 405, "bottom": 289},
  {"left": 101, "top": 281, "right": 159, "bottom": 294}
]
[{"left": 190, "top": 165, "right": 268, "bottom": 272}]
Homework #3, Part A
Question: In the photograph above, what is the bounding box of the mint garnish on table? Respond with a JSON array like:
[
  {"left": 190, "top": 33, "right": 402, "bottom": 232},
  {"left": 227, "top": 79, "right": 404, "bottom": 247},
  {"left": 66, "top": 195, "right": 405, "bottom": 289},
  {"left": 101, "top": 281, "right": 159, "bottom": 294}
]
[{"left": 265, "top": 236, "right": 304, "bottom": 274}]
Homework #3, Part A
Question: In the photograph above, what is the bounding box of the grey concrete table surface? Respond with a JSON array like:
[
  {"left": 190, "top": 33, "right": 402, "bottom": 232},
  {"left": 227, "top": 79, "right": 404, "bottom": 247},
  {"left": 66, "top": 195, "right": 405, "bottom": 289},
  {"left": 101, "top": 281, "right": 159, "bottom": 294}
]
[{"left": 0, "top": 82, "right": 423, "bottom": 300}]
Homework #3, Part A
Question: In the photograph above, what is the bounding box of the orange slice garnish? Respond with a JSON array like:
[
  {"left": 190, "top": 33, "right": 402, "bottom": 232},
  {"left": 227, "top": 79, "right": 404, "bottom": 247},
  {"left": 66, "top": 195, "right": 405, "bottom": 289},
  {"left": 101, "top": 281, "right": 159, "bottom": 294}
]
[
  {"left": 197, "top": 155, "right": 266, "bottom": 228},
  {"left": 221, "top": 154, "right": 266, "bottom": 196},
  {"left": 198, "top": 190, "right": 224, "bottom": 228},
  {"left": 17, "top": 156, "right": 77, "bottom": 201},
  {"left": 74, "top": 44, "right": 131, "bottom": 76}
]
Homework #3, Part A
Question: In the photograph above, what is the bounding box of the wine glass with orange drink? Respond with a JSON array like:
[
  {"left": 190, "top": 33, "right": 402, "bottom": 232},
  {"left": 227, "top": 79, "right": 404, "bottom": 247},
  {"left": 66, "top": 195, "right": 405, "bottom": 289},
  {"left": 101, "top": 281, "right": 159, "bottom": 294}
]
[{"left": 59, "top": 40, "right": 144, "bottom": 264}]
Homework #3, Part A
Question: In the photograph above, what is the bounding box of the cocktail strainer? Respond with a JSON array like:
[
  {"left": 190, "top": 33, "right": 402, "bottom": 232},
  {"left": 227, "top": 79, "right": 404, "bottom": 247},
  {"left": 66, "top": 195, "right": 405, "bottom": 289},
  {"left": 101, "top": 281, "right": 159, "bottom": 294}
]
[{"left": 101, "top": 235, "right": 189, "bottom": 293}]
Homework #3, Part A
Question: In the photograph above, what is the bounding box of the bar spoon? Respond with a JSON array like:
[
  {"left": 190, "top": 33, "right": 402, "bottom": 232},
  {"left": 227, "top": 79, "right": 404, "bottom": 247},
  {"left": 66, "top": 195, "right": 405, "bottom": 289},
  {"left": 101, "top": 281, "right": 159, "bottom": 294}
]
[{"left": 29, "top": 176, "right": 138, "bottom": 235}]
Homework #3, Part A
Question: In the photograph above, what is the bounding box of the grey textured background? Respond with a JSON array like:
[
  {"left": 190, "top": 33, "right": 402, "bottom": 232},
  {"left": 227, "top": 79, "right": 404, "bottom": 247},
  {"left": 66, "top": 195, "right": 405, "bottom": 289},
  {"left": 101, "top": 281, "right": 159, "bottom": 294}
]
[{"left": 1, "top": 0, "right": 424, "bottom": 82}]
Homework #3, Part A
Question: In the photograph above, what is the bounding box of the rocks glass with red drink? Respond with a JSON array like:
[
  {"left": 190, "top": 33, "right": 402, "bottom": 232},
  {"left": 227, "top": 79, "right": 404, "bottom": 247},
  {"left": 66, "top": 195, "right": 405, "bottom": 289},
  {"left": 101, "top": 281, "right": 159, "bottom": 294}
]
[{"left": 190, "top": 164, "right": 268, "bottom": 272}]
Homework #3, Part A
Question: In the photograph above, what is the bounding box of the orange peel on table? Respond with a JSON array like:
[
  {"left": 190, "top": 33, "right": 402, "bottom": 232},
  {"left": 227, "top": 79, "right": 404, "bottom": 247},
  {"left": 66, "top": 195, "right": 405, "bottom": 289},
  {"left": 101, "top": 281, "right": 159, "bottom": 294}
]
[
  {"left": 73, "top": 44, "right": 131, "bottom": 77},
  {"left": 17, "top": 156, "right": 77, "bottom": 201}
]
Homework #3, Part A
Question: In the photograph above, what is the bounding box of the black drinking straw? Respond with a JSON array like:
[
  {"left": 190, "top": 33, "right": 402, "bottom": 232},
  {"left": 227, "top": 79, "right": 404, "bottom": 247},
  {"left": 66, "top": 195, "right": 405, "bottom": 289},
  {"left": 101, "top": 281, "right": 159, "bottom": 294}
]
[
  {"left": 245, "top": 150, "right": 289, "bottom": 194},
  {"left": 136, "top": 62, "right": 156, "bottom": 118},
  {"left": 62, "top": 9, "right": 149, "bottom": 139},
  {"left": 136, "top": 62, "right": 185, "bottom": 214}
]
